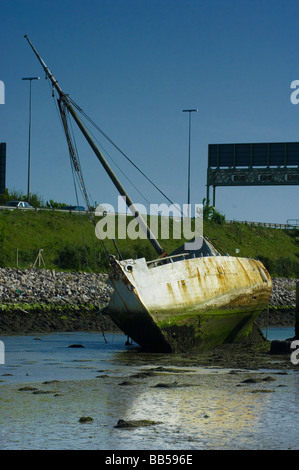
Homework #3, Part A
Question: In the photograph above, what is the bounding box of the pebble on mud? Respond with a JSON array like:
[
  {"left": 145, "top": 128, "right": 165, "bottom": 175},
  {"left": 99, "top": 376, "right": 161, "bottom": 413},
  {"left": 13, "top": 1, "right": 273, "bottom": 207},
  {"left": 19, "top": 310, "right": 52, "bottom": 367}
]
[
  {"left": 18, "top": 386, "right": 38, "bottom": 392},
  {"left": 114, "top": 419, "right": 162, "bottom": 429},
  {"left": 79, "top": 416, "right": 93, "bottom": 423},
  {"left": 118, "top": 381, "right": 137, "bottom": 386},
  {"left": 240, "top": 378, "right": 261, "bottom": 384},
  {"left": 153, "top": 382, "right": 193, "bottom": 388}
]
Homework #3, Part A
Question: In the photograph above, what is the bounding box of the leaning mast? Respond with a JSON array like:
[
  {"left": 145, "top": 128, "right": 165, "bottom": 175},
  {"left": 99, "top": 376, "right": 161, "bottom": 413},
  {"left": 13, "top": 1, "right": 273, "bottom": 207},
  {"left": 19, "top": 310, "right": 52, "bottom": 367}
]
[{"left": 24, "top": 35, "right": 165, "bottom": 257}]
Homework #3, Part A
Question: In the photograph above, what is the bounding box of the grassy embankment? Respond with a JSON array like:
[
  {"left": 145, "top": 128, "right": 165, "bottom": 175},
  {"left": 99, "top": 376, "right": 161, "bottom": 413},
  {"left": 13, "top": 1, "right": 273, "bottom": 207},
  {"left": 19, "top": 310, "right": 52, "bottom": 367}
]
[{"left": 0, "top": 209, "right": 298, "bottom": 277}]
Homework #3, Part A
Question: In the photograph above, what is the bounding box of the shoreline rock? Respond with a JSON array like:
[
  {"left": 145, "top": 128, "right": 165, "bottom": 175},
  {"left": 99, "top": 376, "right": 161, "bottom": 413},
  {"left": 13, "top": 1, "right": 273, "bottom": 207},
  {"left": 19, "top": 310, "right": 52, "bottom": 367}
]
[
  {"left": 0, "top": 267, "right": 113, "bottom": 306},
  {"left": 0, "top": 267, "right": 117, "bottom": 335},
  {"left": 256, "top": 277, "right": 298, "bottom": 329},
  {"left": 269, "top": 278, "right": 297, "bottom": 309}
]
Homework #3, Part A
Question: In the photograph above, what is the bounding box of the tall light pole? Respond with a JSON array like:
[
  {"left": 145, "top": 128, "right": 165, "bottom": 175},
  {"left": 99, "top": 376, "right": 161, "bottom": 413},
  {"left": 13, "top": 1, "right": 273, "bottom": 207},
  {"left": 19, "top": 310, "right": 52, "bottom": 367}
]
[
  {"left": 22, "top": 76, "right": 40, "bottom": 202},
  {"left": 182, "top": 108, "right": 198, "bottom": 218}
]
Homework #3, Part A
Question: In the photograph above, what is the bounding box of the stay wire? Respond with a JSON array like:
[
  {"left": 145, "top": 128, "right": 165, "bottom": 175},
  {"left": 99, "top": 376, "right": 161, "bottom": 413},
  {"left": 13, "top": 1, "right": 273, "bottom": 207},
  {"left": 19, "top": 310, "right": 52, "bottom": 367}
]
[
  {"left": 69, "top": 97, "right": 183, "bottom": 216},
  {"left": 66, "top": 112, "right": 102, "bottom": 268},
  {"left": 51, "top": 91, "right": 110, "bottom": 262},
  {"left": 57, "top": 99, "right": 92, "bottom": 267},
  {"left": 74, "top": 114, "right": 155, "bottom": 209},
  {"left": 51, "top": 82, "right": 155, "bottom": 211},
  {"left": 47, "top": 79, "right": 183, "bottom": 217},
  {"left": 63, "top": 108, "right": 146, "bottom": 261},
  {"left": 64, "top": 107, "right": 111, "bottom": 262}
]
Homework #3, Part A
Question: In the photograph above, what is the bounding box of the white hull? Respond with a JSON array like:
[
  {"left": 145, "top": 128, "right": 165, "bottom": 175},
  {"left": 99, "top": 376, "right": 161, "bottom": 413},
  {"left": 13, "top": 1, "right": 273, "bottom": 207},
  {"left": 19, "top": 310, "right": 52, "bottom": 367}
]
[{"left": 107, "top": 254, "right": 272, "bottom": 352}]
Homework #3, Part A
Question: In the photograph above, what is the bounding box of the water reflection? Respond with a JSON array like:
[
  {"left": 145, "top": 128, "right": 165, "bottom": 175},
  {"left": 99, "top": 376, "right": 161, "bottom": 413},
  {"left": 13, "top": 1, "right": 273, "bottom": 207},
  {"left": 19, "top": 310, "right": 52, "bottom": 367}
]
[
  {"left": 0, "top": 332, "right": 298, "bottom": 450},
  {"left": 106, "top": 365, "right": 274, "bottom": 449}
]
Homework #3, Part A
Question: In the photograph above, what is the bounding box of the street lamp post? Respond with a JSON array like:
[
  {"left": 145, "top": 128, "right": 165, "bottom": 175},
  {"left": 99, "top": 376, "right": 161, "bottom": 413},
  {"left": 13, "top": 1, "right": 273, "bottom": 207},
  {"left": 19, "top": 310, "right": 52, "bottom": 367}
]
[
  {"left": 182, "top": 108, "right": 198, "bottom": 218},
  {"left": 22, "top": 76, "right": 40, "bottom": 202}
]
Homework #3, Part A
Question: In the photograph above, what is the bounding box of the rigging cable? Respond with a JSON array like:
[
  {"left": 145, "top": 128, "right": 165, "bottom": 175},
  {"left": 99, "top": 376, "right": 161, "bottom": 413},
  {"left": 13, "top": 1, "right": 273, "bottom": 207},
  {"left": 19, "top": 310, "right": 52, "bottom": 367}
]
[
  {"left": 72, "top": 113, "right": 155, "bottom": 209},
  {"left": 46, "top": 76, "right": 183, "bottom": 216},
  {"left": 58, "top": 99, "right": 93, "bottom": 211},
  {"left": 47, "top": 80, "right": 185, "bottom": 261},
  {"left": 66, "top": 109, "right": 106, "bottom": 267},
  {"left": 53, "top": 93, "right": 111, "bottom": 263},
  {"left": 69, "top": 97, "right": 183, "bottom": 216}
]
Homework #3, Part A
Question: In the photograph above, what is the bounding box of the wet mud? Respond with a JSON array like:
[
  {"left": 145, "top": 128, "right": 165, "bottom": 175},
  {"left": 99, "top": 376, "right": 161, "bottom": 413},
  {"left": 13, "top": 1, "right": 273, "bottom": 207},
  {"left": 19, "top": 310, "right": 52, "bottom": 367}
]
[{"left": 1, "top": 330, "right": 298, "bottom": 449}]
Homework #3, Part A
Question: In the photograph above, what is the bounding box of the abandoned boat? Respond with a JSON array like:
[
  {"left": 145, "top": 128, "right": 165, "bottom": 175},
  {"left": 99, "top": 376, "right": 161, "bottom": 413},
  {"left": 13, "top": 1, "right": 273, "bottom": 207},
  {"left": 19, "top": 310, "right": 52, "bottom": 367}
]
[
  {"left": 25, "top": 35, "right": 272, "bottom": 353},
  {"left": 107, "top": 239, "right": 272, "bottom": 352}
]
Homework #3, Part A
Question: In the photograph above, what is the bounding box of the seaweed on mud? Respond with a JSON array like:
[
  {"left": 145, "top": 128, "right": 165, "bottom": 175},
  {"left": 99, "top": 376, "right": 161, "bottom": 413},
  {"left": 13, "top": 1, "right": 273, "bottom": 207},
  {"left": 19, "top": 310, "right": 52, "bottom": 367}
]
[{"left": 114, "top": 419, "right": 162, "bottom": 429}]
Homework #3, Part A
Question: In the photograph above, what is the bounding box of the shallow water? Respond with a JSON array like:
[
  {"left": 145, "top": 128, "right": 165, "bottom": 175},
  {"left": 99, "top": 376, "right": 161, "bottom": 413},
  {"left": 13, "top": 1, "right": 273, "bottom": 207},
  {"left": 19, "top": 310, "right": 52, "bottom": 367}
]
[
  {"left": 261, "top": 326, "right": 295, "bottom": 341},
  {"left": 0, "top": 329, "right": 298, "bottom": 450}
]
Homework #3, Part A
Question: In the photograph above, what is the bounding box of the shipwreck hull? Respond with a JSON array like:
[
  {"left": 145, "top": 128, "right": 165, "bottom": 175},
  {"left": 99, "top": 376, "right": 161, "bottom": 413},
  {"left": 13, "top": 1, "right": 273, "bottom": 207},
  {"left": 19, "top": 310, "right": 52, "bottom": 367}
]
[{"left": 107, "top": 255, "right": 272, "bottom": 353}]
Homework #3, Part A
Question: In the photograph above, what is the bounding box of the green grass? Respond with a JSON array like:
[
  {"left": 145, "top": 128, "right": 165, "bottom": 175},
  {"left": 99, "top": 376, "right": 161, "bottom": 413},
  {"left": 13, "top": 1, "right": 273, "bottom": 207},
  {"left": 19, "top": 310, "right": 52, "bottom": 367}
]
[
  {"left": 0, "top": 209, "right": 298, "bottom": 276},
  {"left": 203, "top": 220, "right": 299, "bottom": 277}
]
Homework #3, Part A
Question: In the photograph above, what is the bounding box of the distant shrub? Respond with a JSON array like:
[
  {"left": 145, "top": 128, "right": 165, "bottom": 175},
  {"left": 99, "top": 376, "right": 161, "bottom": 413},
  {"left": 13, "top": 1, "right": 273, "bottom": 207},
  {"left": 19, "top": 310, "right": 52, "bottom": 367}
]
[
  {"left": 55, "top": 243, "right": 108, "bottom": 271},
  {"left": 46, "top": 199, "right": 68, "bottom": 210},
  {"left": 114, "top": 241, "right": 156, "bottom": 262},
  {"left": 275, "top": 257, "right": 299, "bottom": 278},
  {"left": 259, "top": 254, "right": 299, "bottom": 278},
  {"left": 0, "top": 225, "right": 8, "bottom": 266},
  {"left": 210, "top": 210, "right": 225, "bottom": 225},
  {"left": 0, "top": 188, "right": 45, "bottom": 207},
  {"left": 202, "top": 198, "right": 225, "bottom": 225},
  {"left": 257, "top": 255, "right": 275, "bottom": 275}
]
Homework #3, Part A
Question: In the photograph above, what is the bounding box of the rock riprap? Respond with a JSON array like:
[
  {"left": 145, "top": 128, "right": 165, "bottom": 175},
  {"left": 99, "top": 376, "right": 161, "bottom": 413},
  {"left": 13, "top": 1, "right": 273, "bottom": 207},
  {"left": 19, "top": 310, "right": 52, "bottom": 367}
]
[
  {"left": 0, "top": 268, "right": 117, "bottom": 334},
  {"left": 269, "top": 278, "right": 297, "bottom": 308},
  {"left": 0, "top": 268, "right": 113, "bottom": 307}
]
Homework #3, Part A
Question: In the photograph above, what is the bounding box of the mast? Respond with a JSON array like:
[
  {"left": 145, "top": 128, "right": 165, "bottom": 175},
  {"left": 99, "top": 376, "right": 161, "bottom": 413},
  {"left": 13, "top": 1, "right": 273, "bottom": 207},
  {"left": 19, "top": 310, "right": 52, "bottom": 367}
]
[{"left": 24, "top": 35, "right": 166, "bottom": 257}]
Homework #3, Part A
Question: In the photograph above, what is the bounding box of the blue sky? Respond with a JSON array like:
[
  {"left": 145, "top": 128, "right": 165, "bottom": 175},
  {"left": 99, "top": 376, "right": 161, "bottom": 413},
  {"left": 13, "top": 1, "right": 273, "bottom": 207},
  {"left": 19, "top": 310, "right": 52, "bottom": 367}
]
[{"left": 1, "top": 0, "right": 299, "bottom": 223}]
